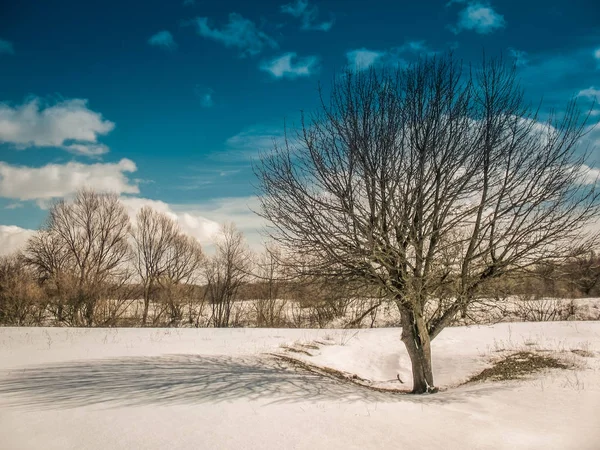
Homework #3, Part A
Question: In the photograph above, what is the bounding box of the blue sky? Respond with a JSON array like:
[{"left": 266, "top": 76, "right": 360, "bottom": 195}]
[{"left": 1, "top": 0, "right": 599, "bottom": 251}]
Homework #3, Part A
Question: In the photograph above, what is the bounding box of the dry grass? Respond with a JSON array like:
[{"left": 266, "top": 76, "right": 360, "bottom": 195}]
[
  {"left": 280, "top": 345, "right": 313, "bottom": 356},
  {"left": 465, "top": 351, "right": 571, "bottom": 384},
  {"left": 571, "top": 349, "right": 595, "bottom": 358}
]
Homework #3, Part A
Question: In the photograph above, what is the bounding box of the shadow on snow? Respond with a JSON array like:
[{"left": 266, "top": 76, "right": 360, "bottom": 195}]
[{"left": 0, "top": 354, "right": 507, "bottom": 409}]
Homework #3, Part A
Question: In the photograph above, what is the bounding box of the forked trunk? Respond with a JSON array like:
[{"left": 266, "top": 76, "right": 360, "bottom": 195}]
[{"left": 400, "top": 307, "right": 437, "bottom": 394}]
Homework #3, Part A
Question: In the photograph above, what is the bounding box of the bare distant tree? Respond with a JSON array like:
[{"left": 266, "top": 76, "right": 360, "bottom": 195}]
[
  {"left": 205, "top": 224, "right": 252, "bottom": 327},
  {"left": 131, "top": 207, "right": 178, "bottom": 325},
  {"left": 252, "top": 244, "right": 287, "bottom": 327},
  {"left": 255, "top": 54, "right": 599, "bottom": 393},
  {"left": 158, "top": 233, "right": 204, "bottom": 325},
  {"left": 24, "top": 229, "right": 71, "bottom": 322},
  {"left": 0, "top": 254, "right": 45, "bottom": 325},
  {"left": 131, "top": 207, "right": 204, "bottom": 326},
  {"left": 565, "top": 250, "right": 600, "bottom": 296},
  {"left": 25, "top": 189, "right": 131, "bottom": 326}
]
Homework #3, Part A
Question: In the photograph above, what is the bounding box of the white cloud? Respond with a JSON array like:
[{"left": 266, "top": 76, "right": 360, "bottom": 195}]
[
  {"left": 346, "top": 49, "right": 385, "bottom": 70},
  {"left": 0, "top": 98, "right": 114, "bottom": 156},
  {"left": 260, "top": 52, "right": 319, "bottom": 79},
  {"left": 577, "top": 87, "right": 600, "bottom": 102},
  {"left": 345, "top": 42, "right": 433, "bottom": 71},
  {"left": 450, "top": 2, "right": 505, "bottom": 34},
  {"left": 0, "top": 159, "right": 139, "bottom": 201},
  {"left": 121, "top": 197, "right": 221, "bottom": 246},
  {"left": 148, "top": 30, "right": 177, "bottom": 51},
  {"left": 594, "top": 48, "right": 600, "bottom": 60},
  {"left": 508, "top": 48, "right": 529, "bottom": 67},
  {"left": 0, "top": 195, "right": 263, "bottom": 254},
  {"left": 194, "top": 13, "right": 278, "bottom": 57},
  {"left": 280, "top": 0, "right": 334, "bottom": 31},
  {"left": 0, "top": 38, "right": 14, "bottom": 55},
  {"left": 0, "top": 225, "right": 35, "bottom": 256},
  {"left": 514, "top": 49, "right": 598, "bottom": 111},
  {"left": 223, "top": 125, "right": 286, "bottom": 160},
  {"left": 576, "top": 164, "right": 600, "bottom": 185},
  {"left": 397, "top": 41, "right": 433, "bottom": 54},
  {"left": 63, "top": 143, "right": 110, "bottom": 157},
  {"left": 583, "top": 123, "right": 600, "bottom": 148},
  {"left": 177, "top": 168, "right": 242, "bottom": 191},
  {"left": 169, "top": 196, "right": 266, "bottom": 249},
  {"left": 122, "top": 196, "right": 267, "bottom": 249}
]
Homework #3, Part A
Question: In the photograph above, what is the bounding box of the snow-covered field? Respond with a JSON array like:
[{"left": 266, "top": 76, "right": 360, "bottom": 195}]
[{"left": 1, "top": 322, "right": 599, "bottom": 449}]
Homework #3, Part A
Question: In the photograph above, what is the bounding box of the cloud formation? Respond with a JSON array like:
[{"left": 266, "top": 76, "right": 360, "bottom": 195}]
[
  {"left": 148, "top": 30, "right": 177, "bottom": 51},
  {"left": 0, "top": 225, "right": 35, "bottom": 256},
  {"left": 577, "top": 87, "right": 600, "bottom": 102},
  {"left": 450, "top": 2, "right": 505, "bottom": 34},
  {"left": 223, "top": 124, "right": 286, "bottom": 160},
  {"left": 162, "top": 196, "right": 266, "bottom": 248},
  {"left": 508, "top": 48, "right": 528, "bottom": 67},
  {"left": 0, "top": 159, "right": 139, "bottom": 201},
  {"left": 260, "top": 52, "right": 319, "bottom": 79},
  {"left": 280, "top": 0, "right": 334, "bottom": 31},
  {"left": 515, "top": 49, "right": 599, "bottom": 110},
  {"left": 194, "top": 13, "right": 277, "bottom": 57},
  {"left": 346, "top": 41, "right": 435, "bottom": 71},
  {"left": 0, "top": 98, "right": 115, "bottom": 156},
  {"left": 346, "top": 49, "right": 386, "bottom": 70},
  {"left": 0, "top": 195, "right": 264, "bottom": 255},
  {"left": 0, "top": 39, "right": 14, "bottom": 55},
  {"left": 577, "top": 164, "right": 600, "bottom": 185},
  {"left": 121, "top": 197, "right": 221, "bottom": 245}
]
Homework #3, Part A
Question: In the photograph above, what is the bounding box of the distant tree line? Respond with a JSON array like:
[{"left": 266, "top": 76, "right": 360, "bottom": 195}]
[
  {"left": 0, "top": 188, "right": 598, "bottom": 328},
  {"left": 0, "top": 189, "right": 370, "bottom": 327},
  {"left": 0, "top": 189, "right": 244, "bottom": 327}
]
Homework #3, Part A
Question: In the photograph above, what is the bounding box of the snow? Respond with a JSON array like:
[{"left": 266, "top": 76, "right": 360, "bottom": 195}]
[{"left": 1, "top": 322, "right": 599, "bottom": 449}]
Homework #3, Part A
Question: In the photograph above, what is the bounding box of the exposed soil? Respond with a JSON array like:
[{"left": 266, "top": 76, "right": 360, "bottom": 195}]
[
  {"left": 571, "top": 349, "right": 595, "bottom": 358},
  {"left": 280, "top": 346, "right": 313, "bottom": 356},
  {"left": 465, "top": 351, "right": 571, "bottom": 384}
]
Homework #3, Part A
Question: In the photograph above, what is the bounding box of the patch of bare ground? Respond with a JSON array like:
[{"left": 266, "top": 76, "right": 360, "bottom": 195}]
[
  {"left": 571, "top": 349, "right": 595, "bottom": 358},
  {"left": 297, "top": 343, "right": 320, "bottom": 350},
  {"left": 280, "top": 346, "right": 313, "bottom": 356},
  {"left": 465, "top": 351, "right": 572, "bottom": 384}
]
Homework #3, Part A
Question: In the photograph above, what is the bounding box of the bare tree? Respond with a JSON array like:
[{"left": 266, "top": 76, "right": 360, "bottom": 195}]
[
  {"left": 24, "top": 189, "right": 131, "bottom": 326},
  {"left": 252, "top": 244, "right": 287, "bottom": 327},
  {"left": 255, "top": 54, "right": 599, "bottom": 393},
  {"left": 205, "top": 224, "right": 251, "bottom": 327},
  {"left": 131, "top": 207, "right": 205, "bottom": 326},
  {"left": 564, "top": 250, "right": 600, "bottom": 296},
  {"left": 158, "top": 233, "right": 204, "bottom": 326},
  {"left": 0, "top": 254, "right": 46, "bottom": 325},
  {"left": 131, "top": 206, "right": 178, "bottom": 325},
  {"left": 24, "top": 229, "right": 71, "bottom": 322}
]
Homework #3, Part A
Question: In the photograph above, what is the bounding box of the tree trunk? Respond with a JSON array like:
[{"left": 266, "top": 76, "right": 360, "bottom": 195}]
[
  {"left": 400, "top": 307, "right": 437, "bottom": 394},
  {"left": 84, "top": 301, "right": 94, "bottom": 327},
  {"left": 142, "top": 290, "right": 150, "bottom": 327},
  {"left": 57, "top": 304, "right": 63, "bottom": 323}
]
